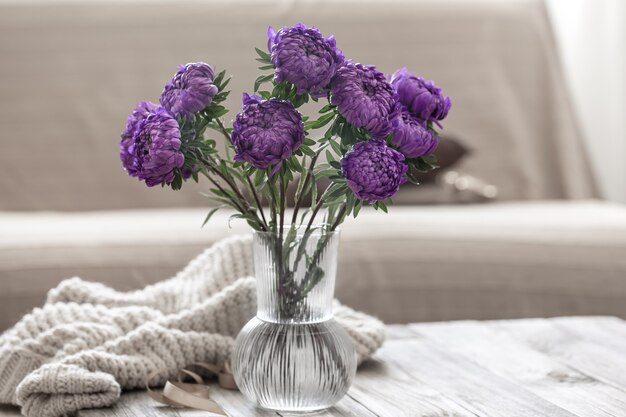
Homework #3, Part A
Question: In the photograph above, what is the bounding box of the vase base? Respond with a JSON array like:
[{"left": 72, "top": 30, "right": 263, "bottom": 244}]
[
  {"left": 258, "top": 406, "right": 329, "bottom": 415},
  {"left": 233, "top": 316, "right": 357, "bottom": 413}
]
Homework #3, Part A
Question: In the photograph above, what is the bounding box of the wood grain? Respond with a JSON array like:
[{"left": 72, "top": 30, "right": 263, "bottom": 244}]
[
  {"left": 413, "top": 319, "right": 626, "bottom": 416},
  {"left": 496, "top": 317, "right": 626, "bottom": 390},
  {"left": 64, "top": 317, "right": 626, "bottom": 417}
]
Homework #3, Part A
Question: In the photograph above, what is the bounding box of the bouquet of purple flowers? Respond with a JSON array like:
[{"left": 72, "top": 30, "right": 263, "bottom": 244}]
[{"left": 120, "top": 23, "right": 450, "bottom": 315}]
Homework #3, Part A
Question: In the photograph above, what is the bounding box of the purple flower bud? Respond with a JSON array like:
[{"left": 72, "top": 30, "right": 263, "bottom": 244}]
[
  {"left": 231, "top": 94, "right": 305, "bottom": 170},
  {"left": 392, "top": 106, "right": 438, "bottom": 158},
  {"left": 331, "top": 63, "right": 399, "bottom": 139},
  {"left": 268, "top": 23, "right": 345, "bottom": 97},
  {"left": 120, "top": 102, "right": 184, "bottom": 187},
  {"left": 341, "top": 139, "right": 408, "bottom": 203},
  {"left": 160, "top": 62, "right": 219, "bottom": 119},
  {"left": 390, "top": 68, "right": 451, "bottom": 123}
]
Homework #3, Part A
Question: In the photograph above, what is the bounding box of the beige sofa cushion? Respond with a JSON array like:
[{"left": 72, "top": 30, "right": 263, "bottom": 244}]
[{"left": 2, "top": 201, "right": 626, "bottom": 331}]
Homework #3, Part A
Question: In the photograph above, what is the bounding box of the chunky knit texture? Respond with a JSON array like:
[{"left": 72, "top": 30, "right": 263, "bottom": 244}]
[{"left": 0, "top": 235, "right": 385, "bottom": 417}]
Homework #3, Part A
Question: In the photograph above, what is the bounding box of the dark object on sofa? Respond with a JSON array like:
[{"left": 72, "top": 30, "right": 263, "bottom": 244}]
[
  {"left": 394, "top": 135, "right": 499, "bottom": 205},
  {"left": 412, "top": 135, "right": 470, "bottom": 184}
]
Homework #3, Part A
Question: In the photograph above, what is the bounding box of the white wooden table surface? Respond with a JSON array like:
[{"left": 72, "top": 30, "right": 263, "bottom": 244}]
[{"left": 2, "top": 316, "right": 626, "bottom": 417}]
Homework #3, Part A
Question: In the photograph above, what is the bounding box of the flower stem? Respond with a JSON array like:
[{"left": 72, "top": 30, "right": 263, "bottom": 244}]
[
  {"left": 246, "top": 174, "right": 268, "bottom": 229},
  {"left": 292, "top": 152, "right": 320, "bottom": 226},
  {"left": 201, "top": 170, "right": 245, "bottom": 211},
  {"left": 305, "top": 183, "right": 336, "bottom": 231},
  {"left": 279, "top": 169, "right": 286, "bottom": 238},
  {"left": 198, "top": 155, "right": 250, "bottom": 208},
  {"left": 331, "top": 203, "right": 347, "bottom": 231},
  {"left": 278, "top": 169, "right": 288, "bottom": 302},
  {"left": 199, "top": 162, "right": 267, "bottom": 232},
  {"left": 306, "top": 199, "right": 324, "bottom": 231},
  {"left": 213, "top": 118, "right": 233, "bottom": 159},
  {"left": 267, "top": 176, "right": 278, "bottom": 231}
]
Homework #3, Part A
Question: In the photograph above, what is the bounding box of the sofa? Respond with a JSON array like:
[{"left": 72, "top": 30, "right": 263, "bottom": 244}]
[{"left": 1, "top": 0, "right": 624, "bottom": 331}]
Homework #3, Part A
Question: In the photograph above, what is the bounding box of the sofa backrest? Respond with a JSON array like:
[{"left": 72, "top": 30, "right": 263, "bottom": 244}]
[{"left": 0, "top": 0, "right": 597, "bottom": 210}]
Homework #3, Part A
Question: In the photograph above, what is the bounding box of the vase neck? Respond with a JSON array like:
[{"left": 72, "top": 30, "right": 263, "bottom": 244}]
[{"left": 253, "top": 228, "right": 340, "bottom": 324}]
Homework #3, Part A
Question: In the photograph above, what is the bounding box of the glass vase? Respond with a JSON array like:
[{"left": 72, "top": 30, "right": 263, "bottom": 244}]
[{"left": 232, "top": 227, "right": 357, "bottom": 412}]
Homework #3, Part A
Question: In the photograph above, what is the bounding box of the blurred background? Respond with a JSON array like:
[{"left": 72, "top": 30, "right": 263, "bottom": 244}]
[{"left": 1, "top": 0, "right": 625, "bottom": 331}]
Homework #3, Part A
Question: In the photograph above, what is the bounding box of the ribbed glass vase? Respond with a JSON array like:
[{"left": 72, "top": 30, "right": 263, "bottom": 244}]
[{"left": 232, "top": 227, "right": 357, "bottom": 412}]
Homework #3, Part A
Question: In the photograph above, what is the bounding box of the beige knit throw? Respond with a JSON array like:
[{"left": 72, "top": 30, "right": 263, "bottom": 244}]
[{"left": 0, "top": 235, "right": 385, "bottom": 417}]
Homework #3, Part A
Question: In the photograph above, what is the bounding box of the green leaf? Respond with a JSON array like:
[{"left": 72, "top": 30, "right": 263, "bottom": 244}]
[
  {"left": 410, "top": 156, "right": 439, "bottom": 173},
  {"left": 319, "top": 104, "right": 335, "bottom": 114},
  {"left": 209, "top": 187, "right": 228, "bottom": 199},
  {"left": 346, "top": 193, "right": 356, "bottom": 216},
  {"left": 329, "top": 139, "right": 343, "bottom": 156},
  {"left": 339, "top": 123, "right": 356, "bottom": 146},
  {"left": 203, "top": 104, "right": 228, "bottom": 120},
  {"left": 218, "top": 77, "right": 231, "bottom": 91},
  {"left": 300, "top": 145, "right": 315, "bottom": 157},
  {"left": 317, "top": 168, "right": 338, "bottom": 177},
  {"left": 353, "top": 200, "right": 363, "bottom": 218},
  {"left": 406, "top": 171, "right": 420, "bottom": 185},
  {"left": 290, "top": 156, "right": 303, "bottom": 172},
  {"left": 258, "top": 90, "right": 272, "bottom": 100},
  {"left": 213, "top": 70, "right": 226, "bottom": 88},
  {"left": 329, "top": 160, "right": 341, "bottom": 170},
  {"left": 254, "top": 74, "right": 274, "bottom": 92},
  {"left": 201, "top": 207, "right": 222, "bottom": 228},
  {"left": 213, "top": 107, "right": 228, "bottom": 118},
  {"left": 291, "top": 92, "right": 309, "bottom": 108},
  {"left": 271, "top": 81, "right": 294, "bottom": 100},
  {"left": 284, "top": 166, "right": 294, "bottom": 182},
  {"left": 170, "top": 170, "right": 183, "bottom": 190},
  {"left": 325, "top": 150, "right": 336, "bottom": 162},
  {"left": 258, "top": 64, "right": 274, "bottom": 70},
  {"left": 305, "top": 112, "right": 335, "bottom": 130},
  {"left": 331, "top": 117, "right": 343, "bottom": 136},
  {"left": 255, "top": 47, "right": 271, "bottom": 61},
  {"left": 213, "top": 90, "right": 229, "bottom": 101},
  {"left": 303, "top": 138, "right": 316, "bottom": 146},
  {"left": 327, "top": 184, "right": 348, "bottom": 199},
  {"left": 253, "top": 168, "right": 264, "bottom": 186}
]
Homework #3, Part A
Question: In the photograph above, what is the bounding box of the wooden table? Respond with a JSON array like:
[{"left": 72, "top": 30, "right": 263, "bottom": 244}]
[{"left": 2, "top": 316, "right": 626, "bottom": 417}]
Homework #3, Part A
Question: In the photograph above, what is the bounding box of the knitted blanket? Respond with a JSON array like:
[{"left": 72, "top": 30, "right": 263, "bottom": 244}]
[{"left": 0, "top": 235, "right": 385, "bottom": 417}]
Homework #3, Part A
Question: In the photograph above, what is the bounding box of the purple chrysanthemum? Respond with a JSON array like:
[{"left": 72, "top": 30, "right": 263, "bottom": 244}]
[
  {"left": 331, "top": 63, "right": 399, "bottom": 139},
  {"left": 341, "top": 139, "right": 408, "bottom": 203},
  {"left": 267, "top": 23, "right": 344, "bottom": 97},
  {"left": 120, "top": 101, "right": 158, "bottom": 174},
  {"left": 120, "top": 103, "right": 184, "bottom": 187},
  {"left": 390, "top": 68, "right": 451, "bottom": 123},
  {"left": 160, "top": 62, "right": 219, "bottom": 119},
  {"left": 392, "top": 107, "right": 438, "bottom": 158},
  {"left": 231, "top": 93, "right": 305, "bottom": 170}
]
